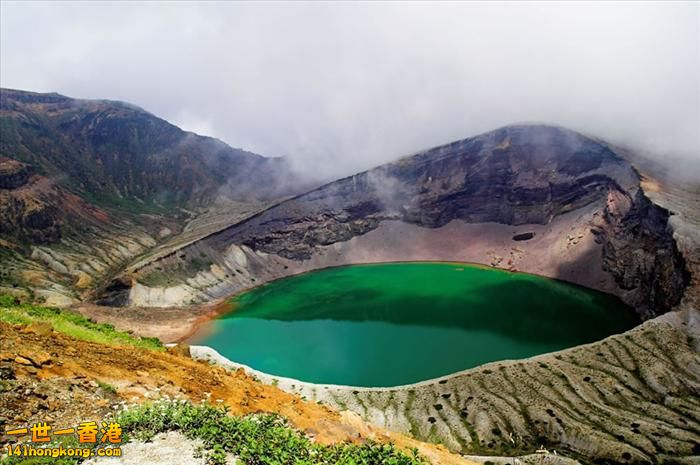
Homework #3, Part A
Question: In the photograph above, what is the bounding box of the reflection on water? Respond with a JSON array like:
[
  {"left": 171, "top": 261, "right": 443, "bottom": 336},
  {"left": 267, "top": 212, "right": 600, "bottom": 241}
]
[{"left": 203, "top": 263, "right": 639, "bottom": 387}]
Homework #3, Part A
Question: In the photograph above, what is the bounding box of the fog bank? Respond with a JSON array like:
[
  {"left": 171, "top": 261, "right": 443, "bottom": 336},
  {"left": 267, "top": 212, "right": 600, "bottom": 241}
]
[{"left": 1, "top": 2, "right": 698, "bottom": 181}]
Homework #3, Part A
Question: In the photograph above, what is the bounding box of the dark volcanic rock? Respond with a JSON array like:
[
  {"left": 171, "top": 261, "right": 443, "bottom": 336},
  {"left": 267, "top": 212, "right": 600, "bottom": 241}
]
[
  {"left": 0, "top": 172, "right": 63, "bottom": 244},
  {"left": 512, "top": 232, "right": 536, "bottom": 241},
  {"left": 209, "top": 125, "right": 637, "bottom": 258}
]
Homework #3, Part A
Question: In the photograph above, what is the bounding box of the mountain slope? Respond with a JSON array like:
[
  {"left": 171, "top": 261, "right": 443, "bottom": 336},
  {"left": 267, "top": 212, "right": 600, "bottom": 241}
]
[
  {"left": 208, "top": 124, "right": 639, "bottom": 259},
  {"left": 0, "top": 88, "right": 306, "bottom": 304},
  {"left": 0, "top": 88, "right": 299, "bottom": 209},
  {"left": 117, "top": 125, "right": 687, "bottom": 318}
]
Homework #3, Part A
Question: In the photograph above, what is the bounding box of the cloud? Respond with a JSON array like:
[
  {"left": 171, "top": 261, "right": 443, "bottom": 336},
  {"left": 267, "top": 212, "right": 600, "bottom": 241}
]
[{"left": 1, "top": 1, "right": 698, "bottom": 181}]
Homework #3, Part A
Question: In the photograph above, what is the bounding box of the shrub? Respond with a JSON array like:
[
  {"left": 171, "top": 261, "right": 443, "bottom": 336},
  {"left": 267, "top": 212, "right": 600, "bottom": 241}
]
[
  {"left": 117, "top": 400, "right": 428, "bottom": 465},
  {"left": 0, "top": 294, "right": 18, "bottom": 306}
]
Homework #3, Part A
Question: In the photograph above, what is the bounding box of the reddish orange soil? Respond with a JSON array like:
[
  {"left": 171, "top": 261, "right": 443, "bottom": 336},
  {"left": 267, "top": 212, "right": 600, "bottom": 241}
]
[{"left": 0, "top": 322, "right": 475, "bottom": 465}]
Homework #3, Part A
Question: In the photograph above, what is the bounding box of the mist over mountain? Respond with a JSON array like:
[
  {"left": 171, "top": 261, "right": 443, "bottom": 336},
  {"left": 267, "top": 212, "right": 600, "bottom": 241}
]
[
  {"left": 1, "top": 2, "right": 698, "bottom": 182},
  {"left": 0, "top": 88, "right": 303, "bottom": 209},
  {"left": 0, "top": 88, "right": 309, "bottom": 304}
]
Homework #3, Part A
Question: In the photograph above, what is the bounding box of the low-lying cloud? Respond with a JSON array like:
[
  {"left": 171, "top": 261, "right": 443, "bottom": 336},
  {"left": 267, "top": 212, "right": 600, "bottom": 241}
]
[{"left": 1, "top": 2, "right": 698, "bottom": 181}]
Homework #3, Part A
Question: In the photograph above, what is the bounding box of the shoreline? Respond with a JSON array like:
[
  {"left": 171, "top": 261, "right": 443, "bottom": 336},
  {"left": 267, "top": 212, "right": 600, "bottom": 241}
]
[
  {"left": 179, "top": 259, "right": 640, "bottom": 346},
  {"left": 178, "top": 298, "right": 235, "bottom": 343},
  {"left": 72, "top": 299, "right": 235, "bottom": 345},
  {"left": 76, "top": 258, "right": 641, "bottom": 346},
  {"left": 189, "top": 308, "right": 674, "bottom": 392}
]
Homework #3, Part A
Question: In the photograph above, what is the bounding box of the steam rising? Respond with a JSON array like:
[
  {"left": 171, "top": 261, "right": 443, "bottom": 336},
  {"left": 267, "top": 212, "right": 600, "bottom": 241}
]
[{"left": 1, "top": 2, "right": 698, "bottom": 181}]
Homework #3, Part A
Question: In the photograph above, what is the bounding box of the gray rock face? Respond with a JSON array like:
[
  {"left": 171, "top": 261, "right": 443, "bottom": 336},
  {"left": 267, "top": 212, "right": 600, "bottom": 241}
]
[{"left": 601, "top": 189, "right": 689, "bottom": 318}]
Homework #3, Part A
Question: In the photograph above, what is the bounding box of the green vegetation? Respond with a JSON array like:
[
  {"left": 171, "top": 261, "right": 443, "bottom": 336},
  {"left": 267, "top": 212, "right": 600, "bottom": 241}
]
[
  {"left": 0, "top": 296, "right": 163, "bottom": 350},
  {"left": 0, "top": 294, "right": 18, "bottom": 307},
  {"left": 117, "top": 400, "right": 428, "bottom": 465},
  {"left": 96, "top": 380, "right": 118, "bottom": 394}
]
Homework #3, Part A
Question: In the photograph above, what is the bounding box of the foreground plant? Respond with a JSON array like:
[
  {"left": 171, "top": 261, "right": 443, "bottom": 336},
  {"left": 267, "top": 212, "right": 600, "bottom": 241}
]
[{"left": 117, "top": 400, "right": 427, "bottom": 465}]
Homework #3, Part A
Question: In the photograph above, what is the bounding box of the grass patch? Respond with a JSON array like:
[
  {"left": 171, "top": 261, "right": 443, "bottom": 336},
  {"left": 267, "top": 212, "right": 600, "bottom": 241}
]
[
  {"left": 0, "top": 297, "right": 163, "bottom": 351},
  {"left": 115, "top": 400, "right": 428, "bottom": 465},
  {"left": 97, "top": 380, "right": 118, "bottom": 394},
  {"left": 0, "top": 294, "right": 18, "bottom": 307}
]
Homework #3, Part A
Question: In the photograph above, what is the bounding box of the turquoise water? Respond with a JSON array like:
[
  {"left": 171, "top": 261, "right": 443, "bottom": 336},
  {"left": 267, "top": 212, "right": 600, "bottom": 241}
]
[{"left": 200, "top": 263, "right": 638, "bottom": 387}]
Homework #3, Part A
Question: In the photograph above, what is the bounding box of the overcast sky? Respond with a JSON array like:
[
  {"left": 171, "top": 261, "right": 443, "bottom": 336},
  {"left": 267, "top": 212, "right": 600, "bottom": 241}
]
[{"left": 1, "top": 1, "right": 698, "bottom": 180}]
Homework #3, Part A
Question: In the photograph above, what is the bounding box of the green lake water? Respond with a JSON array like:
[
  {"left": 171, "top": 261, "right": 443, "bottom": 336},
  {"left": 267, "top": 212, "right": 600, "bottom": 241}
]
[{"left": 200, "top": 263, "right": 639, "bottom": 387}]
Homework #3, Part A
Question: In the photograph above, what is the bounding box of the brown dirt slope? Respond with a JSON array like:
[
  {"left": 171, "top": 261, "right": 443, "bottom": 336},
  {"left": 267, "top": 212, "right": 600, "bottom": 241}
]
[{"left": 0, "top": 321, "right": 476, "bottom": 465}]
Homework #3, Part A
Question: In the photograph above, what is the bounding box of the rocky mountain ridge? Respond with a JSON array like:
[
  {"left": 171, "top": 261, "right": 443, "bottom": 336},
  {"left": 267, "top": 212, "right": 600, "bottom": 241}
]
[
  {"left": 115, "top": 125, "right": 688, "bottom": 319},
  {"left": 0, "top": 88, "right": 301, "bottom": 208}
]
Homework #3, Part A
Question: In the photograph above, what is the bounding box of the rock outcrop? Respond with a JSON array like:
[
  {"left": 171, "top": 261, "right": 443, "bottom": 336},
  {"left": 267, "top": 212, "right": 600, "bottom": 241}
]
[
  {"left": 209, "top": 125, "right": 639, "bottom": 258},
  {"left": 601, "top": 188, "right": 689, "bottom": 319},
  {"left": 0, "top": 157, "right": 30, "bottom": 189}
]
